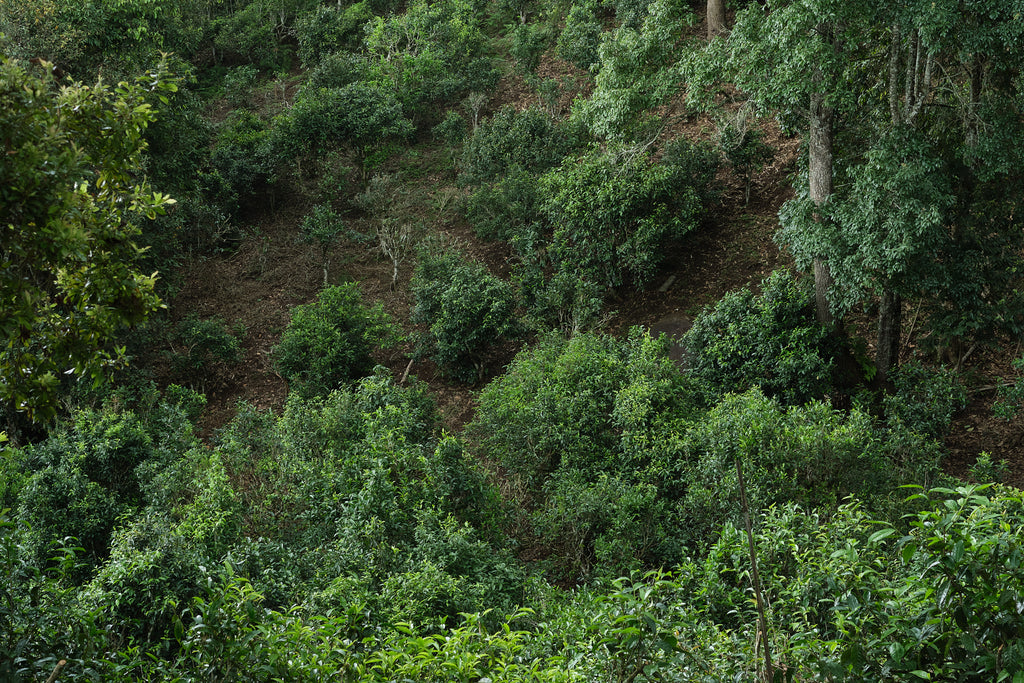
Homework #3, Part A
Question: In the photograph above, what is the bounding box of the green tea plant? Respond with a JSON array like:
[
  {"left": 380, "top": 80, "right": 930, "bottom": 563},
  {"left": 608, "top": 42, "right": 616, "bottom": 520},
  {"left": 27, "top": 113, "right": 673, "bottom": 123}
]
[
  {"left": 295, "top": 2, "right": 373, "bottom": 68},
  {"left": 683, "top": 270, "right": 834, "bottom": 406},
  {"left": 167, "top": 315, "right": 244, "bottom": 390},
  {"left": 272, "top": 284, "right": 400, "bottom": 398},
  {"left": 460, "top": 106, "right": 584, "bottom": 185},
  {"left": 209, "top": 110, "right": 276, "bottom": 217},
  {"left": 532, "top": 140, "right": 715, "bottom": 294},
  {"left": 410, "top": 243, "right": 520, "bottom": 383},
  {"left": 882, "top": 360, "right": 967, "bottom": 439},
  {"left": 273, "top": 82, "right": 413, "bottom": 177},
  {"left": 556, "top": 2, "right": 602, "bottom": 71}
]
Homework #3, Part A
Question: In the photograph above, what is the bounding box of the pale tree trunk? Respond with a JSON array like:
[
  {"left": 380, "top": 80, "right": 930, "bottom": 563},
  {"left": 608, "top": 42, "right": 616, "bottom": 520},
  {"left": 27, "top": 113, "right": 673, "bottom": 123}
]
[
  {"left": 707, "top": 0, "right": 726, "bottom": 39},
  {"left": 808, "top": 91, "right": 836, "bottom": 328}
]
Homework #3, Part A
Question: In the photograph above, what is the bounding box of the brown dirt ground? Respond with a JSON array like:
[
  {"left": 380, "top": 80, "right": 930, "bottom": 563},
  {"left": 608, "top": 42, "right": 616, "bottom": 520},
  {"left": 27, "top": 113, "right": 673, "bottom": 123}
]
[{"left": 167, "top": 51, "right": 1024, "bottom": 489}]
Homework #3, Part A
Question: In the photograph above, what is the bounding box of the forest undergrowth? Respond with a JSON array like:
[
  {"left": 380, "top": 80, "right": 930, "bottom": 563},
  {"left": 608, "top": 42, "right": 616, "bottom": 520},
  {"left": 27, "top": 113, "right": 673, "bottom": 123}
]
[{"left": 3, "top": 0, "right": 1024, "bottom": 679}]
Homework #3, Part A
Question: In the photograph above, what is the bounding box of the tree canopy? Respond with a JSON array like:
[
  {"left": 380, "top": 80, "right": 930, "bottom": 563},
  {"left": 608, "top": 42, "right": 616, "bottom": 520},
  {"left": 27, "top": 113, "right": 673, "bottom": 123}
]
[{"left": 0, "top": 56, "right": 176, "bottom": 425}]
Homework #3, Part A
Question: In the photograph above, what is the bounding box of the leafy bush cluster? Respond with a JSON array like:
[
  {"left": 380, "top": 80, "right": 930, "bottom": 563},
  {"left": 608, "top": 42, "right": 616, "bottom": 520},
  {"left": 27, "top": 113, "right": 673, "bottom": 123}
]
[
  {"left": 272, "top": 284, "right": 400, "bottom": 398},
  {"left": 5, "top": 1, "right": 1020, "bottom": 680},
  {"left": 460, "top": 110, "right": 717, "bottom": 330},
  {"left": 460, "top": 106, "right": 585, "bottom": 185},
  {"left": 410, "top": 243, "right": 521, "bottom": 383},
  {"left": 470, "top": 323, "right": 942, "bottom": 580},
  {"left": 537, "top": 141, "right": 714, "bottom": 290},
  {"left": 8, "top": 476, "right": 1020, "bottom": 681},
  {"left": 1, "top": 373, "right": 522, "bottom": 679},
  {"left": 167, "top": 315, "right": 244, "bottom": 386},
  {"left": 683, "top": 269, "right": 834, "bottom": 405}
]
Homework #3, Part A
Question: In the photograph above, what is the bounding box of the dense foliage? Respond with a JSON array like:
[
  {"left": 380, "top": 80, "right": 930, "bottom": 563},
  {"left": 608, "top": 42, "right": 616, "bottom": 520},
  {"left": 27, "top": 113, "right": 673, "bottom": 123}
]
[
  {"left": 2, "top": 0, "right": 1022, "bottom": 679},
  {"left": 683, "top": 270, "right": 834, "bottom": 405},
  {"left": 0, "top": 57, "right": 176, "bottom": 424},
  {"left": 410, "top": 242, "right": 520, "bottom": 383},
  {"left": 272, "top": 284, "right": 399, "bottom": 397}
]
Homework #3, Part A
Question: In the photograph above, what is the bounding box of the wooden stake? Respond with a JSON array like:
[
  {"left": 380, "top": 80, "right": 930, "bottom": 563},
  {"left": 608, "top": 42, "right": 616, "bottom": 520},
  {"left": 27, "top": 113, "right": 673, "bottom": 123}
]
[{"left": 45, "top": 660, "right": 67, "bottom": 683}]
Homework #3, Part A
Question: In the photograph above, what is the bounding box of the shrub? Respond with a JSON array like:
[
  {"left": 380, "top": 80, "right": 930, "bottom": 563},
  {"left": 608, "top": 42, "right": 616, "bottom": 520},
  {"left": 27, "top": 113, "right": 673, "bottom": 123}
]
[
  {"left": 274, "top": 82, "right": 413, "bottom": 169},
  {"left": 509, "top": 22, "right": 551, "bottom": 75},
  {"left": 459, "top": 106, "right": 584, "bottom": 184},
  {"left": 299, "top": 204, "right": 355, "bottom": 285},
  {"left": 305, "top": 52, "right": 369, "bottom": 90},
  {"left": 535, "top": 471, "right": 667, "bottom": 580},
  {"left": 471, "top": 328, "right": 697, "bottom": 488},
  {"left": 604, "top": 0, "right": 656, "bottom": 29},
  {"left": 212, "top": 3, "right": 288, "bottom": 69},
  {"left": 465, "top": 168, "right": 541, "bottom": 242},
  {"left": 295, "top": 3, "right": 373, "bottom": 68},
  {"left": 410, "top": 244, "right": 520, "bottom": 383},
  {"left": 995, "top": 355, "right": 1024, "bottom": 419},
  {"left": 209, "top": 110, "right": 276, "bottom": 216},
  {"left": 15, "top": 409, "right": 158, "bottom": 571},
  {"left": 167, "top": 314, "right": 244, "bottom": 388},
  {"left": 556, "top": 3, "right": 603, "bottom": 71},
  {"left": 432, "top": 110, "right": 468, "bottom": 156},
  {"left": 683, "top": 270, "right": 834, "bottom": 405},
  {"left": 222, "top": 64, "right": 259, "bottom": 107},
  {"left": 363, "top": 0, "right": 498, "bottom": 120},
  {"left": 536, "top": 142, "right": 713, "bottom": 290},
  {"left": 469, "top": 328, "right": 701, "bottom": 578},
  {"left": 272, "top": 284, "right": 400, "bottom": 397},
  {"left": 883, "top": 360, "right": 966, "bottom": 438},
  {"left": 677, "top": 390, "right": 897, "bottom": 551}
]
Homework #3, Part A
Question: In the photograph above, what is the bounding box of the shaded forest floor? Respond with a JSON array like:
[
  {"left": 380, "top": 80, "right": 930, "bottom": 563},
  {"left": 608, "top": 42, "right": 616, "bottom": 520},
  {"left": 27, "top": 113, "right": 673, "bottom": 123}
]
[{"left": 166, "top": 66, "right": 1024, "bottom": 489}]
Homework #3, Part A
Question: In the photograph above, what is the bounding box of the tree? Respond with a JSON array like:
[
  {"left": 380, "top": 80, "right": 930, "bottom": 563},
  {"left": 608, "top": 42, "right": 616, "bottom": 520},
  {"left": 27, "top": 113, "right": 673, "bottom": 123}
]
[
  {"left": 706, "top": 0, "right": 725, "bottom": 39},
  {"left": 724, "top": 0, "right": 877, "bottom": 328},
  {"left": 0, "top": 56, "right": 177, "bottom": 429},
  {"left": 775, "top": 4, "right": 1024, "bottom": 384}
]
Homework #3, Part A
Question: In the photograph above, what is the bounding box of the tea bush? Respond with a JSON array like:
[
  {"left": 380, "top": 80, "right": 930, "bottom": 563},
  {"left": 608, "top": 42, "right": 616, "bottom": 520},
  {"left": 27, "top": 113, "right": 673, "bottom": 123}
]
[
  {"left": 305, "top": 52, "right": 370, "bottom": 91},
  {"left": 212, "top": 3, "right": 289, "bottom": 69},
  {"left": 274, "top": 82, "right": 413, "bottom": 169},
  {"left": 410, "top": 245, "right": 520, "bottom": 383},
  {"left": 471, "top": 328, "right": 695, "bottom": 489},
  {"left": 15, "top": 410, "right": 156, "bottom": 570},
  {"left": 272, "top": 284, "right": 400, "bottom": 398},
  {"left": 883, "top": 360, "right": 967, "bottom": 438},
  {"left": 677, "top": 390, "right": 904, "bottom": 551},
  {"left": 209, "top": 110, "right": 276, "bottom": 216},
  {"left": 167, "top": 314, "right": 244, "bottom": 387},
  {"left": 536, "top": 141, "right": 714, "bottom": 290},
  {"left": 683, "top": 269, "right": 834, "bottom": 405},
  {"left": 363, "top": 0, "right": 498, "bottom": 121},
  {"left": 295, "top": 3, "right": 373, "bottom": 68},
  {"left": 465, "top": 168, "right": 542, "bottom": 242},
  {"left": 222, "top": 64, "right": 259, "bottom": 107},
  {"left": 509, "top": 22, "right": 552, "bottom": 75},
  {"left": 556, "top": 2, "right": 603, "bottom": 71},
  {"left": 460, "top": 106, "right": 584, "bottom": 184}
]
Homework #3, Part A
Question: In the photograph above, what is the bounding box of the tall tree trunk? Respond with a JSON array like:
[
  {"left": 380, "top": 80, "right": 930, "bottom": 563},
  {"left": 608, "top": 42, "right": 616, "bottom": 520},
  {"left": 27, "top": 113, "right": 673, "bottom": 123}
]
[
  {"left": 707, "top": 0, "right": 726, "bottom": 39},
  {"left": 875, "top": 290, "right": 902, "bottom": 388},
  {"left": 808, "top": 91, "right": 836, "bottom": 327}
]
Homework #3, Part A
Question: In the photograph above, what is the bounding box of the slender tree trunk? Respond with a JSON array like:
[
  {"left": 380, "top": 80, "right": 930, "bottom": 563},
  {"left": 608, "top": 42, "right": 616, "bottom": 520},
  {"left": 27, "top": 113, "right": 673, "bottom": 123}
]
[
  {"left": 4, "top": 399, "right": 21, "bottom": 448},
  {"left": 808, "top": 91, "right": 836, "bottom": 327},
  {"left": 707, "top": 0, "right": 726, "bottom": 39},
  {"left": 875, "top": 290, "right": 902, "bottom": 388}
]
